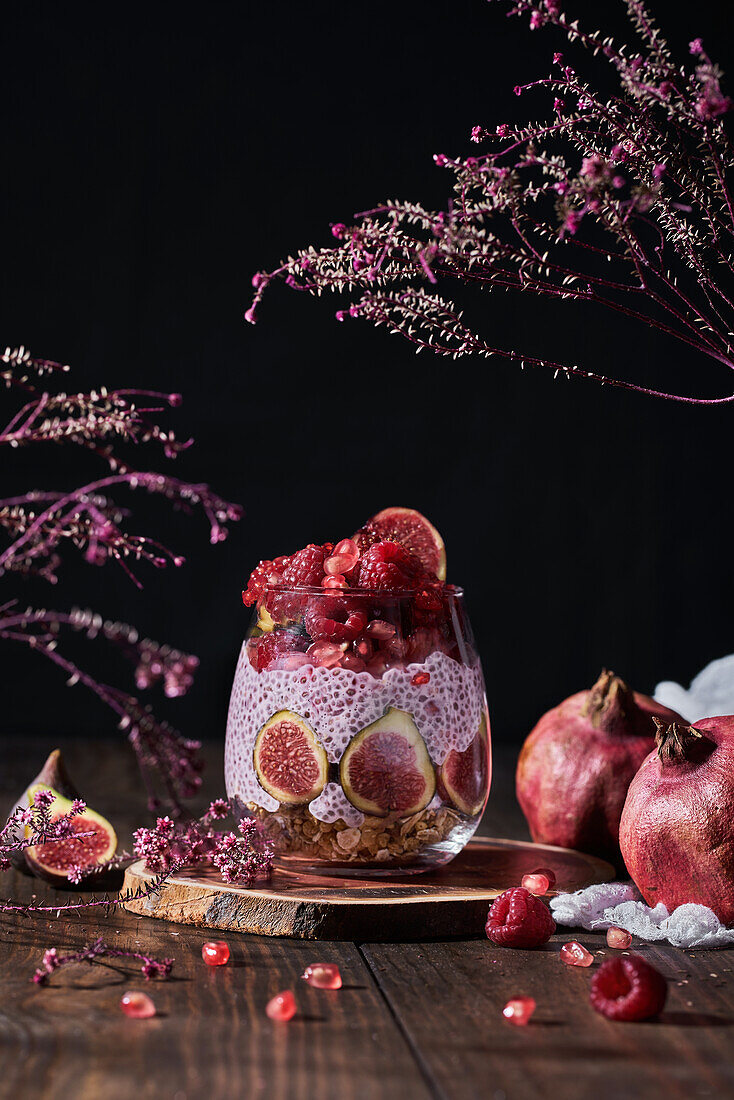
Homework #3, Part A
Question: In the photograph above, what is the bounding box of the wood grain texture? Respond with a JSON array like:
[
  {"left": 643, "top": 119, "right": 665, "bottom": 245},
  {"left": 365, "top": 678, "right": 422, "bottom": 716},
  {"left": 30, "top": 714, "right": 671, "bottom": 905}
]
[
  {"left": 361, "top": 938, "right": 734, "bottom": 1100},
  {"left": 2, "top": 737, "right": 733, "bottom": 1100},
  {"left": 122, "top": 839, "right": 614, "bottom": 940}
]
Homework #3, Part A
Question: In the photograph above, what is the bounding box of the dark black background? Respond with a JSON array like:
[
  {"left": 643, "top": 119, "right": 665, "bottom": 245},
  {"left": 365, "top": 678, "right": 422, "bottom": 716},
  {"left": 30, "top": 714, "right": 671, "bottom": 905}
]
[{"left": 1, "top": 0, "right": 731, "bottom": 753}]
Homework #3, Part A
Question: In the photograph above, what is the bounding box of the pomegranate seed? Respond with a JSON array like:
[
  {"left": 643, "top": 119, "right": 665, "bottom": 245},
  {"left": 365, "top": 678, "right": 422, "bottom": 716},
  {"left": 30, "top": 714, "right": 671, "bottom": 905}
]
[
  {"left": 355, "top": 639, "right": 372, "bottom": 659},
  {"left": 365, "top": 619, "right": 396, "bottom": 640},
  {"left": 606, "top": 926, "right": 633, "bottom": 949},
  {"left": 120, "top": 991, "right": 156, "bottom": 1018},
  {"left": 306, "top": 641, "right": 346, "bottom": 668},
  {"left": 560, "top": 941, "right": 594, "bottom": 967},
  {"left": 502, "top": 996, "right": 536, "bottom": 1026},
  {"left": 521, "top": 872, "right": 552, "bottom": 895},
  {"left": 339, "top": 653, "right": 366, "bottom": 673},
  {"left": 334, "top": 537, "right": 359, "bottom": 564},
  {"left": 411, "top": 672, "right": 430, "bottom": 686},
  {"left": 266, "top": 990, "right": 296, "bottom": 1021},
  {"left": 322, "top": 574, "right": 347, "bottom": 589},
  {"left": 301, "top": 963, "right": 342, "bottom": 989},
  {"left": 325, "top": 553, "right": 356, "bottom": 575},
  {"left": 279, "top": 653, "right": 311, "bottom": 671},
  {"left": 202, "top": 941, "right": 230, "bottom": 966}
]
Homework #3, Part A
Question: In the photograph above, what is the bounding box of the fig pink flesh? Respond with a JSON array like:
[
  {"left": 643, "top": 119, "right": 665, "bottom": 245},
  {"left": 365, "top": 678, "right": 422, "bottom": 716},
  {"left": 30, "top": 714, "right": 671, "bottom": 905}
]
[
  {"left": 346, "top": 730, "right": 427, "bottom": 814},
  {"left": 619, "top": 715, "right": 734, "bottom": 925}
]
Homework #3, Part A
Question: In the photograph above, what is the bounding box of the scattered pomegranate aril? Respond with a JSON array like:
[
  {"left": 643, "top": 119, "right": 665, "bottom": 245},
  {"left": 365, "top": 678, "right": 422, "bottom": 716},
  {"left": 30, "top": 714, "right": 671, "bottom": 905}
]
[
  {"left": 590, "top": 955, "right": 667, "bottom": 1021},
  {"left": 120, "top": 991, "right": 156, "bottom": 1018},
  {"left": 301, "top": 963, "right": 342, "bottom": 989},
  {"left": 202, "top": 941, "right": 230, "bottom": 966},
  {"left": 502, "top": 996, "right": 536, "bottom": 1026},
  {"left": 521, "top": 872, "right": 552, "bottom": 895},
  {"left": 606, "top": 926, "right": 633, "bottom": 950},
  {"left": 411, "top": 672, "right": 431, "bottom": 686},
  {"left": 266, "top": 990, "right": 297, "bottom": 1021},
  {"left": 365, "top": 619, "right": 396, "bottom": 640},
  {"left": 560, "top": 941, "right": 594, "bottom": 967}
]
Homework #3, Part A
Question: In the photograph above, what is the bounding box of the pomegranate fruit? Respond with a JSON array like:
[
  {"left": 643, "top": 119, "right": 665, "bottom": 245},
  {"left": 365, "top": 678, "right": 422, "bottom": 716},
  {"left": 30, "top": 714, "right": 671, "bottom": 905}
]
[
  {"left": 619, "top": 716, "right": 734, "bottom": 925},
  {"left": 516, "top": 670, "right": 683, "bottom": 864}
]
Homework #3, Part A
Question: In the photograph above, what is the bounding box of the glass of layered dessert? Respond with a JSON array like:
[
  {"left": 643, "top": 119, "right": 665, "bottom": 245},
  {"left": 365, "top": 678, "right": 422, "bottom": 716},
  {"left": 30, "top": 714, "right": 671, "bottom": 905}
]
[{"left": 225, "top": 508, "right": 490, "bottom": 876}]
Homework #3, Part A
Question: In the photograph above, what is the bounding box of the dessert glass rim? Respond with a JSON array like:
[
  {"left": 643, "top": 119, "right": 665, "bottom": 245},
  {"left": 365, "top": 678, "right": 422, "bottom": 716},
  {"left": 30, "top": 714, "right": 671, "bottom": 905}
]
[{"left": 259, "top": 582, "right": 466, "bottom": 599}]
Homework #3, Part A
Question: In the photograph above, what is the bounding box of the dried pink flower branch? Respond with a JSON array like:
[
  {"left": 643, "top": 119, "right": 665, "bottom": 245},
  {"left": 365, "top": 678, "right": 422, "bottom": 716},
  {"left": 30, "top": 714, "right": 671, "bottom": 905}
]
[
  {"left": 247, "top": 1, "right": 734, "bottom": 403},
  {"left": 0, "top": 347, "right": 241, "bottom": 812},
  {"left": 32, "top": 936, "right": 174, "bottom": 985}
]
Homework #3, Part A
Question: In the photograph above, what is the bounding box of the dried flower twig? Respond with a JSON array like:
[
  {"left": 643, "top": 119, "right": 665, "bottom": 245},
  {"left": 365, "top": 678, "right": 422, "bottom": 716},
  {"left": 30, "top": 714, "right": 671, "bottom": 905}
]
[
  {"left": 0, "top": 348, "right": 241, "bottom": 813},
  {"left": 32, "top": 936, "right": 174, "bottom": 985},
  {"left": 248, "top": 1, "right": 734, "bottom": 403}
]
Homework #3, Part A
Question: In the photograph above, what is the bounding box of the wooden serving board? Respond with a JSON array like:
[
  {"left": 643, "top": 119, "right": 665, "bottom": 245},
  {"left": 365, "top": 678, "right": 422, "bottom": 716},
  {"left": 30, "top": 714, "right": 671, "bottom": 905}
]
[{"left": 122, "top": 837, "right": 614, "bottom": 941}]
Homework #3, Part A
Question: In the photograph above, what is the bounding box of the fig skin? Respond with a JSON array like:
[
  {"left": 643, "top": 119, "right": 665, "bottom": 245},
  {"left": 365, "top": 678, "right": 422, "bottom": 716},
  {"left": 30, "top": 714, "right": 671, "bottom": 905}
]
[
  {"left": 6, "top": 750, "right": 81, "bottom": 870},
  {"left": 516, "top": 670, "right": 683, "bottom": 865},
  {"left": 620, "top": 716, "right": 734, "bottom": 924}
]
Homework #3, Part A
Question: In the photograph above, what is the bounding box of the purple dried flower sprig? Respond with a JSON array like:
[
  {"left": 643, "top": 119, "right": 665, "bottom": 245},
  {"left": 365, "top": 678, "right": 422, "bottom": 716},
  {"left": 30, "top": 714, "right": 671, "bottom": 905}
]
[
  {"left": 248, "top": 0, "right": 734, "bottom": 404},
  {"left": 0, "top": 348, "right": 241, "bottom": 814},
  {"left": 32, "top": 936, "right": 173, "bottom": 986},
  {"left": 0, "top": 788, "right": 95, "bottom": 873},
  {"left": 133, "top": 799, "right": 273, "bottom": 886}
]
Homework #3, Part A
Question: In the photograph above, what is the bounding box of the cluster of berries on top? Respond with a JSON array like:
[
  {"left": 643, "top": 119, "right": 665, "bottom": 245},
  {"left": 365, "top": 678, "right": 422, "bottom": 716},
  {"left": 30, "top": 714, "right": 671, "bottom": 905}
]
[{"left": 242, "top": 509, "right": 455, "bottom": 676}]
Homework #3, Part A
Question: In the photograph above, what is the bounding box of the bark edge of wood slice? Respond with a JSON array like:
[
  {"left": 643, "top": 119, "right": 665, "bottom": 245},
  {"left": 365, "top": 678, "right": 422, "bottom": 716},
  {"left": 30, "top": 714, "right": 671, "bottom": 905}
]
[{"left": 122, "top": 837, "right": 614, "bottom": 940}]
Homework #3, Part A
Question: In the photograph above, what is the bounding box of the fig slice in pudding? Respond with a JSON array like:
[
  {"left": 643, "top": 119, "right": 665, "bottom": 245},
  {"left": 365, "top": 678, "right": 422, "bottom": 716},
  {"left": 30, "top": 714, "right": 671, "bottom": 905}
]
[
  {"left": 340, "top": 707, "right": 436, "bottom": 817},
  {"left": 437, "top": 714, "right": 489, "bottom": 817},
  {"left": 254, "top": 710, "right": 329, "bottom": 805}
]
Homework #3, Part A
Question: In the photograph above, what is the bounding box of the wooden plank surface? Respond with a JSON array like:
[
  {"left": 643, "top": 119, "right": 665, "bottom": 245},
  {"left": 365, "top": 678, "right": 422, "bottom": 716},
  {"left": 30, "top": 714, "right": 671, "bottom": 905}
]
[
  {"left": 121, "top": 839, "right": 613, "bottom": 940},
  {"left": 1, "top": 736, "right": 733, "bottom": 1100}
]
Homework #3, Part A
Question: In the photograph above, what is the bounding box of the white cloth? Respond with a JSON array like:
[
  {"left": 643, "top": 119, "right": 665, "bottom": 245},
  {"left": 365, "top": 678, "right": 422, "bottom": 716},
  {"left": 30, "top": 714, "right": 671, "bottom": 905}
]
[
  {"left": 550, "top": 883, "right": 734, "bottom": 949},
  {"left": 654, "top": 652, "right": 734, "bottom": 722}
]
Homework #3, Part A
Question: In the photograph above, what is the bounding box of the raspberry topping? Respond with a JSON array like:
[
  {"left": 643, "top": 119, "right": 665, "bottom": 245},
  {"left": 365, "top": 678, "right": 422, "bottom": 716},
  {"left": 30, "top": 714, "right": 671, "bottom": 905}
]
[
  {"left": 243, "top": 555, "right": 290, "bottom": 607},
  {"left": 590, "top": 956, "right": 667, "bottom": 1021},
  {"left": 358, "top": 541, "right": 426, "bottom": 591},
  {"left": 485, "top": 887, "right": 556, "bottom": 948},
  {"left": 304, "top": 597, "right": 368, "bottom": 643},
  {"left": 281, "top": 544, "right": 333, "bottom": 588}
]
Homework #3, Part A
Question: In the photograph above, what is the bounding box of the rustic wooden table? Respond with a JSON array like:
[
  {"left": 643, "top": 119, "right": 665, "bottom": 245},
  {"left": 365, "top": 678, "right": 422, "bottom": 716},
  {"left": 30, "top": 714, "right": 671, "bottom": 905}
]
[{"left": 2, "top": 737, "right": 733, "bottom": 1100}]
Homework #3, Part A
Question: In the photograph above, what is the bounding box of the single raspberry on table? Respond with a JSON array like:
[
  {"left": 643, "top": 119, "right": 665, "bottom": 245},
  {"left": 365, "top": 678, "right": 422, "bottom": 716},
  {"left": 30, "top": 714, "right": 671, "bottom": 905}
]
[
  {"left": 357, "top": 541, "right": 425, "bottom": 591},
  {"left": 304, "top": 596, "right": 368, "bottom": 643},
  {"left": 485, "top": 887, "right": 556, "bottom": 948},
  {"left": 248, "top": 630, "right": 307, "bottom": 672},
  {"left": 590, "top": 956, "right": 667, "bottom": 1022}
]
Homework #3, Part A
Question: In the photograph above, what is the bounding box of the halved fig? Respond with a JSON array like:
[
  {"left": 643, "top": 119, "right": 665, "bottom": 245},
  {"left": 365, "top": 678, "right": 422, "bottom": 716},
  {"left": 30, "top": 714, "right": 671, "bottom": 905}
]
[
  {"left": 339, "top": 707, "right": 436, "bottom": 817},
  {"left": 437, "top": 714, "right": 489, "bottom": 817},
  {"left": 6, "top": 749, "right": 81, "bottom": 869},
  {"left": 355, "top": 507, "right": 446, "bottom": 581},
  {"left": 24, "top": 784, "right": 118, "bottom": 885},
  {"left": 253, "top": 710, "right": 328, "bottom": 805}
]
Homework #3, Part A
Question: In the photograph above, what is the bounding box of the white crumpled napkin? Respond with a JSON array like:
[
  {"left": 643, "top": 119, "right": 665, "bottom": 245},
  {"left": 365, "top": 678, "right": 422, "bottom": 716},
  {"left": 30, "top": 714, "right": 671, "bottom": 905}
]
[
  {"left": 654, "top": 652, "right": 734, "bottom": 722},
  {"left": 550, "top": 883, "right": 734, "bottom": 948}
]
